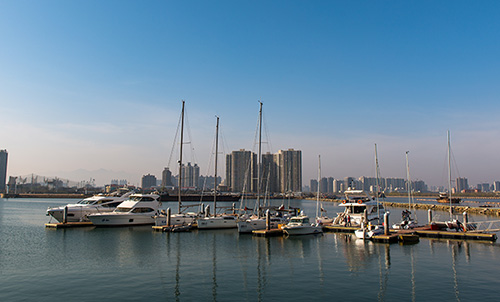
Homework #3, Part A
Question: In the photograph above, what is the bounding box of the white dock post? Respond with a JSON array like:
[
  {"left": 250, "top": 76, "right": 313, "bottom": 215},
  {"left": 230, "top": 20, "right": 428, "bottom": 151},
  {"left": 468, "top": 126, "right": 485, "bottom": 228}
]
[{"left": 384, "top": 212, "right": 389, "bottom": 235}]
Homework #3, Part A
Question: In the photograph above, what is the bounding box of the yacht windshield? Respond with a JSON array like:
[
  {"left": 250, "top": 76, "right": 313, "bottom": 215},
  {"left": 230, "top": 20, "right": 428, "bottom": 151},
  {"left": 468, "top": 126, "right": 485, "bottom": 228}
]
[
  {"left": 77, "top": 199, "right": 96, "bottom": 205},
  {"left": 115, "top": 207, "right": 132, "bottom": 213}
]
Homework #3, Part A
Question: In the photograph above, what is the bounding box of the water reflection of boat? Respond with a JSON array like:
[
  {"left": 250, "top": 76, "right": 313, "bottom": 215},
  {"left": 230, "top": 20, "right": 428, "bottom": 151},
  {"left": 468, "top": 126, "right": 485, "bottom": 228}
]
[
  {"left": 46, "top": 189, "right": 134, "bottom": 222},
  {"left": 88, "top": 193, "right": 161, "bottom": 226}
]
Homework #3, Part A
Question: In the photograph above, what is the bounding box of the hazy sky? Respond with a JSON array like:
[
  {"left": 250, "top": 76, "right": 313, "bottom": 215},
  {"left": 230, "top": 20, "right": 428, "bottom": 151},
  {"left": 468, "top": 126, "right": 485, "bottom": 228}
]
[{"left": 1, "top": 1, "right": 500, "bottom": 187}]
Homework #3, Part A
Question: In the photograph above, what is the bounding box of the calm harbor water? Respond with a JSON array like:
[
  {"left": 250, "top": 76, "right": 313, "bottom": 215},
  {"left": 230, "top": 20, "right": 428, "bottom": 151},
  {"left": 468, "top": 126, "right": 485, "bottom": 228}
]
[{"left": 1, "top": 197, "right": 500, "bottom": 301}]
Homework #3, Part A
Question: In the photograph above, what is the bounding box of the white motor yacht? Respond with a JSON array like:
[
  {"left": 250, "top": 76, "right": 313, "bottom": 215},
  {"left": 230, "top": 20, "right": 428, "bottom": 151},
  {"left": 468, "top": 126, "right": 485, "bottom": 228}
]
[
  {"left": 333, "top": 190, "right": 385, "bottom": 227},
  {"left": 88, "top": 193, "right": 161, "bottom": 226},
  {"left": 281, "top": 213, "right": 323, "bottom": 236},
  {"left": 46, "top": 190, "right": 134, "bottom": 222}
]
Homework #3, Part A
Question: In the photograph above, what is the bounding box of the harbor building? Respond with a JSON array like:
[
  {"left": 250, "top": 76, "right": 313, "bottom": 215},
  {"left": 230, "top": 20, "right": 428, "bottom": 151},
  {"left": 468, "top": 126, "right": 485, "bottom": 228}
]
[
  {"left": 0, "top": 150, "right": 7, "bottom": 193},
  {"left": 141, "top": 174, "right": 157, "bottom": 189}
]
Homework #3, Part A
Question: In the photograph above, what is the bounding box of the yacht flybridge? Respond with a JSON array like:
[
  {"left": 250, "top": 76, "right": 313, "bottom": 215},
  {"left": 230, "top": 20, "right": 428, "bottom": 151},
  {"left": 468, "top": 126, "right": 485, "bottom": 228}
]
[
  {"left": 333, "top": 190, "right": 385, "bottom": 227},
  {"left": 87, "top": 193, "right": 161, "bottom": 226}
]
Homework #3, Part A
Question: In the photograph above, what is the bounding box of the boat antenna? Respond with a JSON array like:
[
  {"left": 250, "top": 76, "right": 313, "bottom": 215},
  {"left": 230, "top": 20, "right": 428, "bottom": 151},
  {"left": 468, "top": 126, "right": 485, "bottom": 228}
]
[
  {"left": 214, "top": 116, "right": 219, "bottom": 217},
  {"left": 178, "top": 100, "right": 185, "bottom": 214},
  {"left": 257, "top": 100, "right": 263, "bottom": 217}
]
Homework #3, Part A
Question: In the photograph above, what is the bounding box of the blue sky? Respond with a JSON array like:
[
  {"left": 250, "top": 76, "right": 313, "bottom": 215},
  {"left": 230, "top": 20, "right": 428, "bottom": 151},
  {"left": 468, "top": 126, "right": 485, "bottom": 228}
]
[{"left": 1, "top": 1, "right": 500, "bottom": 187}]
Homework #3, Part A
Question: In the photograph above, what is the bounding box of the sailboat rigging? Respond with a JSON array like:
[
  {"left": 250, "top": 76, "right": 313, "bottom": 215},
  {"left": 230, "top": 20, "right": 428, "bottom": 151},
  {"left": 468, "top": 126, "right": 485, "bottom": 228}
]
[
  {"left": 392, "top": 151, "right": 418, "bottom": 229},
  {"left": 237, "top": 101, "right": 289, "bottom": 233},
  {"left": 197, "top": 116, "right": 238, "bottom": 229}
]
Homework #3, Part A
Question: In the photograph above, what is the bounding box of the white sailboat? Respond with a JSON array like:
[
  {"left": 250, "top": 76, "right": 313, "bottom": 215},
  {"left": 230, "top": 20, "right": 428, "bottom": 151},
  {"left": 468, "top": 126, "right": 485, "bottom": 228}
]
[
  {"left": 392, "top": 151, "right": 418, "bottom": 230},
  {"left": 155, "top": 101, "right": 199, "bottom": 227},
  {"left": 432, "top": 131, "right": 466, "bottom": 231},
  {"left": 315, "top": 155, "right": 333, "bottom": 225},
  {"left": 197, "top": 116, "right": 238, "bottom": 229},
  {"left": 354, "top": 144, "right": 385, "bottom": 239},
  {"left": 237, "top": 101, "right": 287, "bottom": 233}
]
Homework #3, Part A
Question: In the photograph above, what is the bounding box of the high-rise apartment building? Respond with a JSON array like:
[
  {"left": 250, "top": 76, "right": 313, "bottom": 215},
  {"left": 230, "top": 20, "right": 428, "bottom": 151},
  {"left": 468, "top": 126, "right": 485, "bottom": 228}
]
[
  {"left": 0, "top": 150, "right": 7, "bottom": 193},
  {"left": 276, "top": 149, "right": 302, "bottom": 193},
  {"left": 319, "top": 177, "right": 328, "bottom": 193},
  {"left": 226, "top": 149, "right": 256, "bottom": 192},
  {"left": 180, "top": 163, "right": 199, "bottom": 189},
  {"left": 161, "top": 167, "right": 173, "bottom": 187},
  {"left": 141, "top": 174, "right": 157, "bottom": 189},
  {"left": 310, "top": 179, "right": 318, "bottom": 193},
  {"left": 494, "top": 181, "right": 500, "bottom": 192},
  {"left": 225, "top": 148, "right": 302, "bottom": 194},
  {"left": 456, "top": 177, "right": 468, "bottom": 193},
  {"left": 261, "top": 152, "right": 278, "bottom": 193}
]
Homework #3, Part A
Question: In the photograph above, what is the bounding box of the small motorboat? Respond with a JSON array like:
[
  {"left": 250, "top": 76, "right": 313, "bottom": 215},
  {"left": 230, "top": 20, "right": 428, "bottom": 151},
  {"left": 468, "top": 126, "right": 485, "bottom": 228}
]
[{"left": 281, "top": 213, "right": 323, "bottom": 236}]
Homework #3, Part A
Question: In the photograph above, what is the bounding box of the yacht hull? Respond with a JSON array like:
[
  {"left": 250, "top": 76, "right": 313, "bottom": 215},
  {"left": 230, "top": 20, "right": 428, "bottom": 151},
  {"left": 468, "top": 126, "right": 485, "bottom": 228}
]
[
  {"left": 282, "top": 225, "right": 323, "bottom": 236},
  {"left": 88, "top": 214, "right": 156, "bottom": 226},
  {"left": 197, "top": 216, "right": 237, "bottom": 229}
]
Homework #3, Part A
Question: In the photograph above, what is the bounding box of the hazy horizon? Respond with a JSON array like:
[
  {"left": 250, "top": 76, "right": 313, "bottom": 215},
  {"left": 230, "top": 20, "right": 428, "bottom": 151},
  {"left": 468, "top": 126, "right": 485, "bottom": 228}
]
[{"left": 2, "top": 1, "right": 500, "bottom": 189}]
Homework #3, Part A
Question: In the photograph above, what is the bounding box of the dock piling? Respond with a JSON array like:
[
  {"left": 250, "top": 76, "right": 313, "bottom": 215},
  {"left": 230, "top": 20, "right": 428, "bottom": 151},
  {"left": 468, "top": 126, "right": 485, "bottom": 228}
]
[
  {"left": 266, "top": 209, "right": 270, "bottom": 230},
  {"left": 63, "top": 206, "right": 68, "bottom": 224},
  {"left": 166, "top": 208, "right": 171, "bottom": 227},
  {"left": 428, "top": 209, "right": 433, "bottom": 223},
  {"left": 384, "top": 212, "right": 389, "bottom": 235}
]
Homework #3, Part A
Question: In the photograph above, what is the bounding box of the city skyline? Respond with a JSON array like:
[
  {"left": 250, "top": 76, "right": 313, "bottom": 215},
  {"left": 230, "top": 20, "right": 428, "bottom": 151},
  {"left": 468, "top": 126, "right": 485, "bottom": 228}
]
[{"left": 2, "top": 1, "right": 500, "bottom": 188}]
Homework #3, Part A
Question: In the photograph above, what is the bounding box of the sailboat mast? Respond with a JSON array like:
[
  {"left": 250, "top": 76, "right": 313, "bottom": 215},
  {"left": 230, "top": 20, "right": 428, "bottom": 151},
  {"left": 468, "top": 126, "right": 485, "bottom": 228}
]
[
  {"left": 448, "top": 130, "right": 453, "bottom": 219},
  {"left": 374, "top": 144, "right": 380, "bottom": 218},
  {"left": 214, "top": 116, "right": 219, "bottom": 217},
  {"left": 178, "top": 100, "right": 185, "bottom": 214},
  {"left": 316, "top": 155, "right": 321, "bottom": 218},
  {"left": 406, "top": 151, "right": 411, "bottom": 212},
  {"left": 257, "top": 101, "right": 263, "bottom": 215}
]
